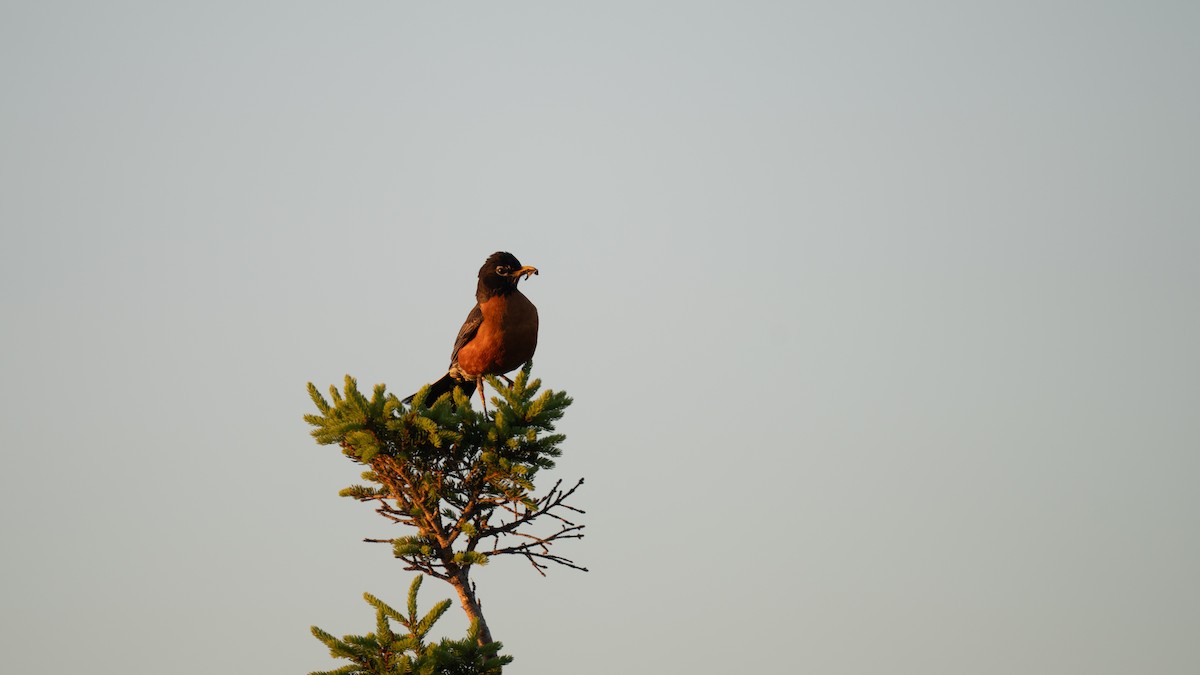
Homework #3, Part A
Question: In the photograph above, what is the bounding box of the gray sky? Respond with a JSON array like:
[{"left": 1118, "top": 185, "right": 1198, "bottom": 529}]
[{"left": 2, "top": 2, "right": 1198, "bottom": 673}]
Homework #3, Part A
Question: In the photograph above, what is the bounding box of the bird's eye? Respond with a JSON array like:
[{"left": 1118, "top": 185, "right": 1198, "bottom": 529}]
[{"left": 495, "top": 265, "right": 510, "bottom": 275}]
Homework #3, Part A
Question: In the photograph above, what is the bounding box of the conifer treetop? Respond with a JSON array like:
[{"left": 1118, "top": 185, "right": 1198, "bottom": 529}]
[{"left": 304, "top": 363, "right": 586, "bottom": 650}]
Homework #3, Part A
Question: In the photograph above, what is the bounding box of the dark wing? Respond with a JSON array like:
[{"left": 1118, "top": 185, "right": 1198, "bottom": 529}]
[{"left": 448, "top": 303, "right": 484, "bottom": 365}]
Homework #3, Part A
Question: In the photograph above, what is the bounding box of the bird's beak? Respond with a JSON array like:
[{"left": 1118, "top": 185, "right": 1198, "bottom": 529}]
[{"left": 511, "top": 265, "right": 539, "bottom": 281}]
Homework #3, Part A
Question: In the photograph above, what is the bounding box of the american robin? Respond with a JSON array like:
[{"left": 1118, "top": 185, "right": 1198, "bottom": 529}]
[{"left": 403, "top": 251, "right": 539, "bottom": 408}]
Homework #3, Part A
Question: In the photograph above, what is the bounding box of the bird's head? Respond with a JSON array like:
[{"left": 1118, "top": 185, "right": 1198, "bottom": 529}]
[{"left": 477, "top": 251, "right": 538, "bottom": 297}]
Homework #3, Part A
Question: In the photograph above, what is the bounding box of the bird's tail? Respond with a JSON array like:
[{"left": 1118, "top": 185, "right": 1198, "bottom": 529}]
[{"left": 402, "top": 373, "right": 476, "bottom": 406}]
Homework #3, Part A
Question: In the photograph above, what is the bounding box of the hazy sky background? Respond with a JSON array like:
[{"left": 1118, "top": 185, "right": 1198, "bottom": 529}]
[{"left": 2, "top": 2, "right": 1197, "bottom": 673}]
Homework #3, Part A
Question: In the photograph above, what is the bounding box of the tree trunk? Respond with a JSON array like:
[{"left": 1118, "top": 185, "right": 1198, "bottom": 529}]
[{"left": 449, "top": 570, "right": 493, "bottom": 645}]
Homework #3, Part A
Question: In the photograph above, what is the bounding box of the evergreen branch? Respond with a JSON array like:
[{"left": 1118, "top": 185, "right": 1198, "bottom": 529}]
[
  {"left": 309, "top": 578, "right": 509, "bottom": 674},
  {"left": 516, "top": 549, "right": 590, "bottom": 576},
  {"left": 477, "top": 478, "right": 586, "bottom": 540},
  {"left": 485, "top": 525, "right": 587, "bottom": 561}
]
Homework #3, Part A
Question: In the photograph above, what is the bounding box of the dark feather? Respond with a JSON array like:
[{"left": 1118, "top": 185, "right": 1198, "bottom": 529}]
[
  {"left": 449, "top": 303, "right": 483, "bottom": 364},
  {"left": 401, "top": 372, "right": 476, "bottom": 405}
]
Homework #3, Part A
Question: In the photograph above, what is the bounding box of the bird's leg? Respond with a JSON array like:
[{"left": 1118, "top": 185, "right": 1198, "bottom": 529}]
[
  {"left": 499, "top": 374, "right": 514, "bottom": 387},
  {"left": 476, "top": 375, "right": 488, "bottom": 415}
]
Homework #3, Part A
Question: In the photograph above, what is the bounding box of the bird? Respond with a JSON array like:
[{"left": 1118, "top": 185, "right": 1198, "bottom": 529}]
[{"left": 403, "top": 251, "right": 540, "bottom": 408}]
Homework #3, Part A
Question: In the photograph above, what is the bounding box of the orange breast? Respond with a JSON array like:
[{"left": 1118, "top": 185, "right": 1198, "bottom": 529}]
[{"left": 455, "top": 292, "right": 539, "bottom": 377}]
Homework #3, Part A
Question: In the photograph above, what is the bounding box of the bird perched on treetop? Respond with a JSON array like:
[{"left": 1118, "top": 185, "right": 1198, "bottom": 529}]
[{"left": 403, "top": 252, "right": 540, "bottom": 408}]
